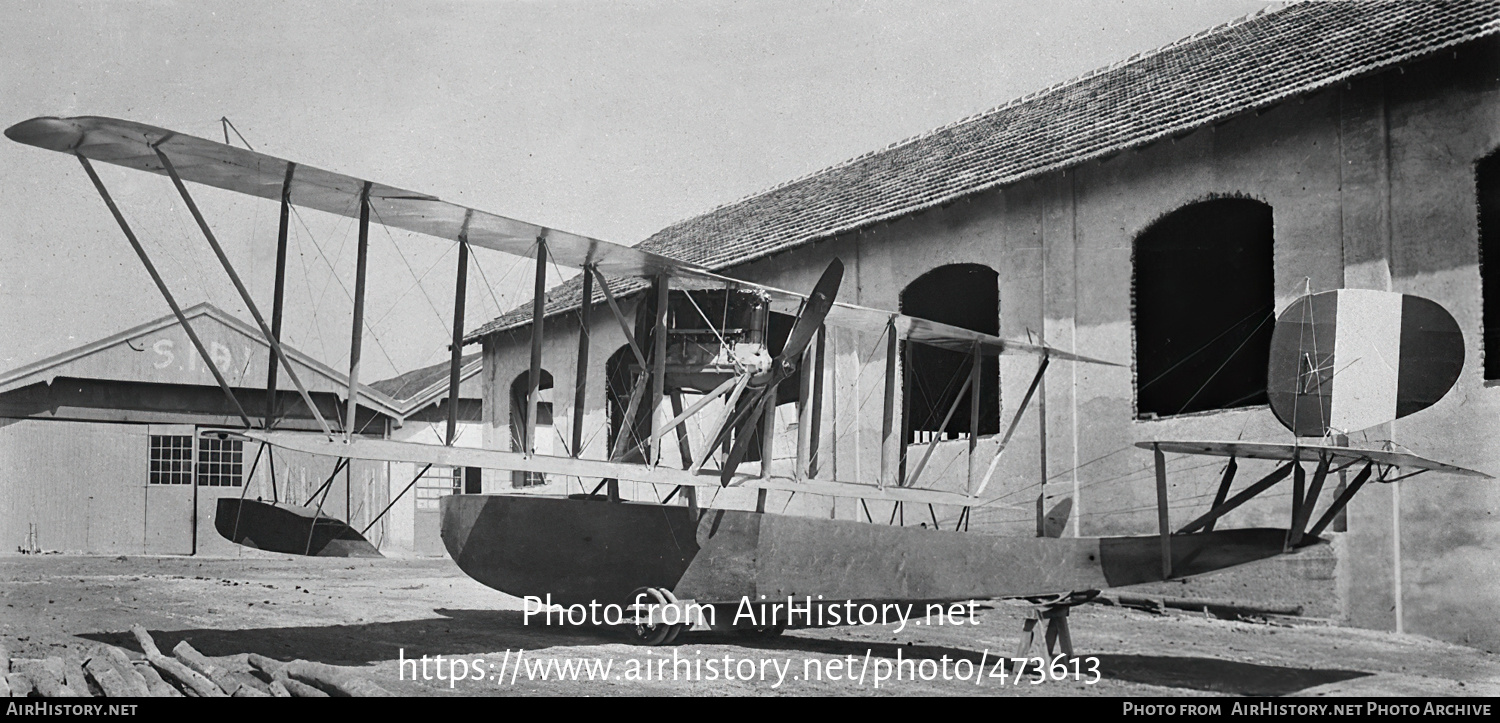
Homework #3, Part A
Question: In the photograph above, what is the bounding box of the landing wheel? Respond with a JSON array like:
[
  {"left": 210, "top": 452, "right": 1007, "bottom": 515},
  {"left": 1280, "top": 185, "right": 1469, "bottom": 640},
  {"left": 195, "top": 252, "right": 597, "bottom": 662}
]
[{"left": 627, "top": 586, "right": 684, "bottom": 646}]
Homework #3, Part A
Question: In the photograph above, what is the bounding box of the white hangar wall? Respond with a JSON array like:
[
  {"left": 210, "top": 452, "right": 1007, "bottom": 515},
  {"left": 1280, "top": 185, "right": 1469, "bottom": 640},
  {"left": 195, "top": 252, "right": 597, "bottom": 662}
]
[{"left": 479, "top": 43, "right": 1500, "bottom": 649}]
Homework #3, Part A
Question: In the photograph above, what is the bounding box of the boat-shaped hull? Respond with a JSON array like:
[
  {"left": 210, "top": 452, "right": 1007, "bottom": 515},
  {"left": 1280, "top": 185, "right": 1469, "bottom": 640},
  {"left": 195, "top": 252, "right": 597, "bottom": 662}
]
[
  {"left": 441, "top": 494, "right": 1310, "bottom": 606},
  {"left": 216, "top": 498, "right": 382, "bottom": 557}
]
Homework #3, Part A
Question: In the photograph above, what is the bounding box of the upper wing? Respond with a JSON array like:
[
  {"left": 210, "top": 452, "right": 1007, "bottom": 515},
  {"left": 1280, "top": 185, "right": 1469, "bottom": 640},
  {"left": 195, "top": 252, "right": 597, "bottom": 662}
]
[
  {"left": 1137, "top": 440, "right": 1491, "bottom": 478},
  {"left": 5, "top": 115, "right": 686, "bottom": 278},
  {"left": 7, "top": 115, "right": 1119, "bottom": 366}
]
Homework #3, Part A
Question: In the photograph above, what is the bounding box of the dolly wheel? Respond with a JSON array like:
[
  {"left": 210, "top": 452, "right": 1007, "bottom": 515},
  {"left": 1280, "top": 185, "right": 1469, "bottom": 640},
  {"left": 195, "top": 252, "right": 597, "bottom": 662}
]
[{"left": 628, "top": 587, "right": 677, "bottom": 646}]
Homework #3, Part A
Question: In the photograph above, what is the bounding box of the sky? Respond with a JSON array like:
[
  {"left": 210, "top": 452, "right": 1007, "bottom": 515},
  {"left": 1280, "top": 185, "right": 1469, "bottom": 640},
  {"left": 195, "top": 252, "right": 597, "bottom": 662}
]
[{"left": 0, "top": 0, "right": 1271, "bottom": 382}]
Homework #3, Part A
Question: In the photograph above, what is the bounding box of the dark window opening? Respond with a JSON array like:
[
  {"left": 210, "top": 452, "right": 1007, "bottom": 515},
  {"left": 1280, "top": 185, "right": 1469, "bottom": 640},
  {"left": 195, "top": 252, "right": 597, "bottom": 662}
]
[
  {"left": 605, "top": 345, "right": 647, "bottom": 462},
  {"left": 900, "top": 264, "right": 1000, "bottom": 443},
  {"left": 148, "top": 435, "right": 194, "bottom": 485},
  {"left": 197, "top": 436, "right": 243, "bottom": 487},
  {"left": 509, "top": 369, "right": 554, "bottom": 487},
  {"left": 1479, "top": 150, "right": 1500, "bottom": 380},
  {"left": 1134, "top": 198, "right": 1275, "bottom": 418}
]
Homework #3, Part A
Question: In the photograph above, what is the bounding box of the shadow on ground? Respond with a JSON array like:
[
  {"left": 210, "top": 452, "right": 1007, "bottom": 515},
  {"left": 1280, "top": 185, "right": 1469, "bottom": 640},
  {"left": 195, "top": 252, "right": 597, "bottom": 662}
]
[
  {"left": 687, "top": 633, "right": 1370, "bottom": 696},
  {"left": 79, "top": 609, "right": 624, "bottom": 665},
  {"left": 1093, "top": 654, "right": 1368, "bottom": 696},
  {"left": 78, "top": 608, "right": 1369, "bottom": 696}
]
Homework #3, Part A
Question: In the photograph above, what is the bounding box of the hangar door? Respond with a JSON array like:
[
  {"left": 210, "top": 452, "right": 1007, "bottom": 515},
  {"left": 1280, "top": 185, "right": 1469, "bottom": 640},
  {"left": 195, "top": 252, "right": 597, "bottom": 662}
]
[{"left": 144, "top": 424, "right": 195, "bottom": 554}]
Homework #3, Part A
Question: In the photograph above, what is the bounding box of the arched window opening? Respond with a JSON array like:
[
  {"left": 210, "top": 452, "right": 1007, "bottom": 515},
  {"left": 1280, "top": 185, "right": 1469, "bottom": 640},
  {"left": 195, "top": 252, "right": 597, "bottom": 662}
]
[
  {"left": 1478, "top": 149, "right": 1500, "bottom": 380},
  {"left": 509, "top": 369, "right": 554, "bottom": 487},
  {"left": 605, "top": 345, "right": 650, "bottom": 463},
  {"left": 900, "top": 264, "right": 1000, "bottom": 443},
  {"left": 1133, "top": 198, "right": 1275, "bottom": 419}
]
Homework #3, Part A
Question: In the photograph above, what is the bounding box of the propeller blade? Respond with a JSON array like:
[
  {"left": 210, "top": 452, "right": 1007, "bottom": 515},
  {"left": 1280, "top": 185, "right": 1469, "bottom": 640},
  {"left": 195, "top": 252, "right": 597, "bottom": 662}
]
[
  {"left": 720, "top": 389, "right": 776, "bottom": 485},
  {"left": 777, "top": 259, "right": 843, "bottom": 366}
]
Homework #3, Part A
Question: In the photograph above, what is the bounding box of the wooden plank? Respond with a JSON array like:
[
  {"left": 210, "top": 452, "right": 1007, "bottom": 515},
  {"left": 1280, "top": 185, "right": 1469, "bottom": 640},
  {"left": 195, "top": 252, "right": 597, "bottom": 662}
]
[
  {"left": 345, "top": 181, "right": 373, "bottom": 441},
  {"left": 236, "top": 428, "right": 996, "bottom": 508}
]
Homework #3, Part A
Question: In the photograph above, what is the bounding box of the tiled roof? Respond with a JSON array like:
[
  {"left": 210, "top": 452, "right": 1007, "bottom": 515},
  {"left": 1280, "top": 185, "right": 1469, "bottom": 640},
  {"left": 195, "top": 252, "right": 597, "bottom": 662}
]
[
  {"left": 370, "top": 351, "right": 482, "bottom": 402},
  {"left": 468, "top": 1, "right": 1500, "bottom": 342}
]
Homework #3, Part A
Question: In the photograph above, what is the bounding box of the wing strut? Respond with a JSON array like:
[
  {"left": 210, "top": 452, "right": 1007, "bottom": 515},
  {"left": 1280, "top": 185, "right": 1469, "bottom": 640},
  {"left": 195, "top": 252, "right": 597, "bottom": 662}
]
[
  {"left": 880, "top": 319, "right": 899, "bottom": 489},
  {"left": 266, "top": 161, "right": 295, "bottom": 434},
  {"left": 155, "top": 147, "right": 335, "bottom": 437},
  {"left": 346, "top": 182, "right": 373, "bottom": 441},
  {"left": 446, "top": 212, "right": 473, "bottom": 447},
  {"left": 76, "top": 156, "right": 253, "bottom": 428},
  {"left": 525, "top": 237, "right": 548, "bottom": 457},
  {"left": 904, "top": 362, "right": 974, "bottom": 488},
  {"left": 570, "top": 266, "right": 594, "bottom": 458},
  {"left": 973, "top": 352, "right": 1050, "bottom": 497}
]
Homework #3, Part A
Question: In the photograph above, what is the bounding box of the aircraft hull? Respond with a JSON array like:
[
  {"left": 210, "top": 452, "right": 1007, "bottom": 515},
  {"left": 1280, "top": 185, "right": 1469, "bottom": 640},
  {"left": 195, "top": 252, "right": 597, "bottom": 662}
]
[
  {"left": 216, "top": 498, "right": 383, "bottom": 558},
  {"left": 440, "top": 494, "right": 1312, "bottom": 607}
]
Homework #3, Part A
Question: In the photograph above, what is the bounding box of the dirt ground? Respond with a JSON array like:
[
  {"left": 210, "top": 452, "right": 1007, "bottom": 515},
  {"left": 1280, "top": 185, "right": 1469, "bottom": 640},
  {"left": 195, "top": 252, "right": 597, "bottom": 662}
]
[{"left": 1, "top": 553, "right": 1496, "bottom": 697}]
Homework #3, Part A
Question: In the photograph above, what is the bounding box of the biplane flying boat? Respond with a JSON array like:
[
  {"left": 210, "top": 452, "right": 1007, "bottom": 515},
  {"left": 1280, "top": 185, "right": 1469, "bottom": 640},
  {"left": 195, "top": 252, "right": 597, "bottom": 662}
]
[{"left": 8, "top": 116, "right": 1489, "bottom": 649}]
